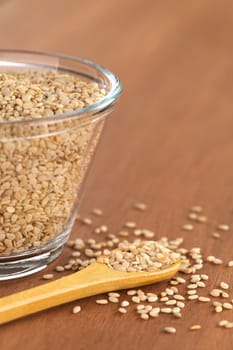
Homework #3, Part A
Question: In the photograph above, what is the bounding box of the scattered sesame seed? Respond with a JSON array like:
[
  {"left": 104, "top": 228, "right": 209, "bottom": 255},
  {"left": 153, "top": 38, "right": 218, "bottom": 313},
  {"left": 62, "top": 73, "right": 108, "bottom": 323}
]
[
  {"left": 96, "top": 299, "right": 108, "bottom": 305},
  {"left": 124, "top": 221, "right": 137, "bottom": 229},
  {"left": 177, "top": 302, "right": 185, "bottom": 308},
  {"left": 201, "top": 274, "right": 209, "bottom": 280},
  {"left": 198, "top": 296, "right": 210, "bottom": 302},
  {"left": 118, "top": 307, "right": 127, "bottom": 314},
  {"left": 225, "top": 322, "right": 233, "bottom": 329},
  {"left": 55, "top": 266, "right": 65, "bottom": 272},
  {"left": 188, "top": 213, "right": 198, "bottom": 221},
  {"left": 174, "top": 294, "right": 185, "bottom": 301},
  {"left": 218, "top": 320, "right": 228, "bottom": 327},
  {"left": 149, "top": 309, "right": 160, "bottom": 317},
  {"left": 197, "top": 216, "right": 207, "bottom": 223},
  {"left": 227, "top": 261, "right": 233, "bottom": 267},
  {"left": 191, "top": 206, "right": 203, "bottom": 213},
  {"left": 132, "top": 296, "right": 141, "bottom": 303},
  {"left": 189, "top": 325, "right": 201, "bottom": 330},
  {"left": 118, "top": 230, "right": 129, "bottom": 237},
  {"left": 161, "top": 308, "right": 172, "bottom": 314},
  {"left": 220, "top": 282, "right": 229, "bottom": 290},
  {"left": 109, "top": 296, "right": 119, "bottom": 303},
  {"left": 127, "top": 290, "right": 137, "bottom": 296},
  {"left": 187, "top": 290, "right": 197, "bottom": 295},
  {"left": 163, "top": 326, "right": 176, "bottom": 334},
  {"left": 148, "top": 295, "right": 158, "bottom": 302},
  {"left": 121, "top": 301, "right": 129, "bottom": 307},
  {"left": 182, "top": 224, "right": 194, "bottom": 231},
  {"left": 82, "top": 217, "right": 92, "bottom": 225},
  {"left": 72, "top": 305, "right": 81, "bottom": 314},
  {"left": 223, "top": 303, "right": 233, "bottom": 310},
  {"left": 188, "top": 295, "right": 199, "bottom": 300},
  {"left": 91, "top": 208, "right": 103, "bottom": 216},
  {"left": 217, "top": 224, "right": 230, "bottom": 232},
  {"left": 165, "top": 300, "right": 177, "bottom": 306},
  {"left": 140, "top": 313, "right": 149, "bottom": 320},
  {"left": 133, "top": 202, "right": 147, "bottom": 211},
  {"left": 215, "top": 305, "right": 223, "bottom": 313},
  {"left": 212, "top": 232, "right": 221, "bottom": 239},
  {"left": 108, "top": 292, "right": 121, "bottom": 298},
  {"left": 210, "top": 289, "right": 221, "bottom": 297},
  {"left": 42, "top": 274, "right": 54, "bottom": 280}
]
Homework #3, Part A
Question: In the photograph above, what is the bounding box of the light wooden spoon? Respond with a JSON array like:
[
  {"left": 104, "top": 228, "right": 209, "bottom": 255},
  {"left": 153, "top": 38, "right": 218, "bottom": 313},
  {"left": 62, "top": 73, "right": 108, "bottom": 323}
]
[{"left": 0, "top": 259, "right": 180, "bottom": 325}]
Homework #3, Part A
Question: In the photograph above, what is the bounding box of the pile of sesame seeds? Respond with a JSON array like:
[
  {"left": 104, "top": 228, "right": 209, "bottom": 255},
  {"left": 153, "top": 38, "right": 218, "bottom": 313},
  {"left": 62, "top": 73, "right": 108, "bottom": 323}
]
[
  {"left": 97, "top": 240, "right": 180, "bottom": 272},
  {"left": 41, "top": 202, "right": 233, "bottom": 335},
  {"left": 0, "top": 70, "right": 106, "bottom": 254}
]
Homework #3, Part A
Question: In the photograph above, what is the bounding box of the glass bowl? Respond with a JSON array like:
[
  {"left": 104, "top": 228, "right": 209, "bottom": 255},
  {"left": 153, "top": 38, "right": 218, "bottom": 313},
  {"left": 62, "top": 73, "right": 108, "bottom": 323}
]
[{"left": 0, "top": 50, "right": 122, "bottom": 280}]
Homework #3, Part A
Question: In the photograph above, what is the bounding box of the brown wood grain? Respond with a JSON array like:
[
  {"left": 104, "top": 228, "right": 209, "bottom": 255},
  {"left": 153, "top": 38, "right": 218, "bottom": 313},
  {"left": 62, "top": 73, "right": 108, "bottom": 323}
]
[{"left": 1, "top": 0, "right": 233, "bottom": 349}]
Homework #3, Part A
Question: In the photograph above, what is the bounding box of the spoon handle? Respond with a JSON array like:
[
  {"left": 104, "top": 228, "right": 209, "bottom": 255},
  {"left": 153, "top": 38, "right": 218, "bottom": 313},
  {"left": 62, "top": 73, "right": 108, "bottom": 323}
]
[
  {"left": 0, "top": 261, "right": 179, "bottom": 325},
  {"left": 0, "top": 263, "right": 114, "bottom": 325}
]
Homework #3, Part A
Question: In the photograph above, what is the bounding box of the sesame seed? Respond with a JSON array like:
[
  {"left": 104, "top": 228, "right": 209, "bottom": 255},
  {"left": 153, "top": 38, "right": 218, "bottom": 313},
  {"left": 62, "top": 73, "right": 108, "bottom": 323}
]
[
  {"left": 187, "top": 290, "right": 197, "bottom": 295},
  {"left": 223, "top": 303, "right": 233, "bottom": 310},
  {"left": 188, "top": 213, "right": 198, "bottom": 221},
  {"left": 189, "top": 325, "right": 201, "bottom": 330},
  {"left": 96, "top": 299, "right": 108, "bottom": 305},
  {"left": 108, "top": 292, "right": 121, "bottom": 298},
  {"left": 222, "top": 292, "right": 229, "bottom": 298},
  {"left": 118, "top": 231, "right": 129, "bottom": 237},
  {"left": 215, "top": 305, "right": 223, "bottom": 313},
  {"left": 127, "top": 290, "right": 137, "bottom": 296},
  {"left": 187, "top": 284, "right": 198, "bottom": 289},
  {"left": 72, "top": 305, "right": 81, "bottom": 314},
  {"left": 217, "top": 224, "right": 230, "bottom": 232},
  {"left": 149, "top": 309, "right": 160, "bottom": 317},
  {"left": 220, "top": 282, "right": 229, "bottom": 290},
  {"left": 82, "top": 217, "right": 92, "bottom": 225},
  {"left": 218, "top": 320, "right": 229, "bottom": 327},
  {"left": 212, "top": 232, "right": 221, "bottom": 239},
  {"left": 188, "top": 295, "right": 199, "bottom": 300},
  {"left": 182, "top": 224, "right": 194, "bottom": 231},
  {"left": 176, "top": 277, "right": 186, "bottom": 284},
  {"left": 42, "top": 274, "right": 54, "bottom": 280},
  {"left": 109, "top": 296, "right": 119, "bottom": 303},
  {"left": 140, "top": 313, "right": 149, "bottom": 320},
  {"left": 210, "top": 289, "right": 221, "bottom": 297},
  {"left": 227, "top": 261, "right": 233, "bottom": 267},
  {"left": 201, "top": 274, "right": 209, "bottom": 280},
  {"left": 177, "top": 302, "right": 185, "bottom": 308},
  {"left": 191, "top": 206, "right": 203, "bottom": 213},
  {"left": 161, "top": 308, "right": 172, "bottom": 314},
  {"left": 132, "top": 296, "right": 141, "bottom": 303},
  {"left": 118, "top": 307, "right": 127, "bottom": 314},
  {"left": 148, "top": 295, "right": 158, "bottom": 302},
  {"left": 124, "top": 221, "right": 137, "bottom": 229},
  {"left": 225, "top": 322, "right": 233, "bottom": 329},
  {"left": 163, "top": 327, "right": 176, "bottom": 334},
  {"left": 165, "top": 300, "right": 177, "bottom": 306},
  {"left": 196, "top": 215, "right": 207, "bottom": 223},
  {"left": 174, "top": 294, "right": 185, "bottom": 301},
  {"left": 137, "top": 304, "right": 145, "bottom": 310},
  {"left": 198, "top": 296, "right": 210, "bottom": 302},
  {"left": 197, "top": 281, "right": 206, "bottom": 288},
  {"left": 133, "top": 202, "right": 147, "bottom": 211},
  {"left": 55, "top": 265, "right": 65, "bottom": 272},
  {"left": 91, "top": 208, "right": 103, "bottom": 216},
  {"left": 121, "top": 301, "right": 129, "bottom": 307}
]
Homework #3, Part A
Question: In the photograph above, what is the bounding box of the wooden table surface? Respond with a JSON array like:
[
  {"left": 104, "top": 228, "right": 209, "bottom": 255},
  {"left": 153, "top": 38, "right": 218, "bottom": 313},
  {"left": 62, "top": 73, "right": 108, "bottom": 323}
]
[{"left": 1, "top": 0, "right": 233, "bottom": 349}]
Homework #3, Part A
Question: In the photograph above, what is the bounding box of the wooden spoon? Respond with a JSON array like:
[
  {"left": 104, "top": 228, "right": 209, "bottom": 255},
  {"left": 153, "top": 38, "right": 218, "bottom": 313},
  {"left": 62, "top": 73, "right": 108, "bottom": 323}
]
[{"left": 0, "top": 259, "right": 180, "bottom": 325}]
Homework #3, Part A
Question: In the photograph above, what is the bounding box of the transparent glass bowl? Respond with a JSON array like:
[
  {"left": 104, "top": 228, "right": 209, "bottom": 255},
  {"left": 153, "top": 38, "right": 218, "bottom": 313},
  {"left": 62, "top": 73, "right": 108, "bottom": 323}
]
[{"left": 0, "top": 50, "right": 121, "bottom": 280}]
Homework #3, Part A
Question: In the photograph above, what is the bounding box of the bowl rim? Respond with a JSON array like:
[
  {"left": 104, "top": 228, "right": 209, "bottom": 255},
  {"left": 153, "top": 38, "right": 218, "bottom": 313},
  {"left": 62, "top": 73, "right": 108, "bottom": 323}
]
[{"left": 0, "top": 49, "right": 122, "bottom": 126}]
